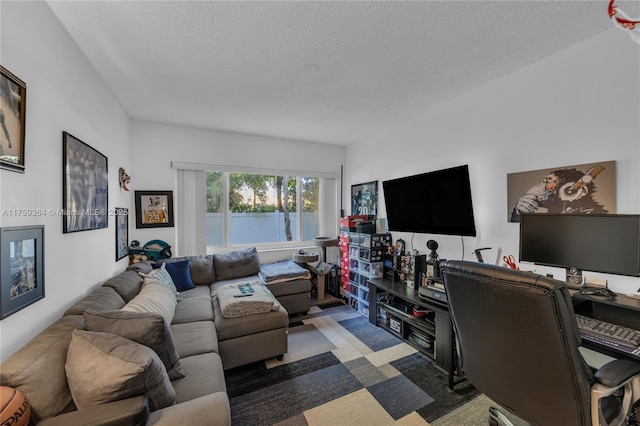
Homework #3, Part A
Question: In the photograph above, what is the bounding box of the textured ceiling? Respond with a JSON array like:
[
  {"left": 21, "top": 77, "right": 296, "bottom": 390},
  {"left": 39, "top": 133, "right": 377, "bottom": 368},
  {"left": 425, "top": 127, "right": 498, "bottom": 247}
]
[{"left": 46, "top": 1, "right": 622, "bottom": 146}]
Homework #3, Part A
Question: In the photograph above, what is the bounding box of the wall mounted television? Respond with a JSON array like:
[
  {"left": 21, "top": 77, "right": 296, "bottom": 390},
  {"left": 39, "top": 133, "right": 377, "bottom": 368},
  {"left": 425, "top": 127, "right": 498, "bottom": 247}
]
[
  {"left": 382, "top": 164, "right": 477, "bottom": 236},
  {"left": 519, "top": 213, "right": 640, "bottom": 278}
]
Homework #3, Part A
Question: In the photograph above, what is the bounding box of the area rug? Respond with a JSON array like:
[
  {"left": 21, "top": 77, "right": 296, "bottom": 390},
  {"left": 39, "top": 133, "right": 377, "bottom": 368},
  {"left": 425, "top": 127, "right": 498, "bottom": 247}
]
[{"left": 224, "top": 303, "right": 479, "bottom": 425}]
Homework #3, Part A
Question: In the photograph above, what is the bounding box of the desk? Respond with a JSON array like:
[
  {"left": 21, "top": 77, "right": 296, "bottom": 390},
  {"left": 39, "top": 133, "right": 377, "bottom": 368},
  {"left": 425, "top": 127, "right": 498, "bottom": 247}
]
[{"left": 572, "top": 293, "right": 640, "bottom": 361}]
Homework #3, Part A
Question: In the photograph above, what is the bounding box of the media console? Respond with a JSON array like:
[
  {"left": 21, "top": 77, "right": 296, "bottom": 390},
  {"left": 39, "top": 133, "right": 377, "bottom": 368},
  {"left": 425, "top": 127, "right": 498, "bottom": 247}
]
[{"left": 367, "top": 277, "right": 464, "bottom": 389}]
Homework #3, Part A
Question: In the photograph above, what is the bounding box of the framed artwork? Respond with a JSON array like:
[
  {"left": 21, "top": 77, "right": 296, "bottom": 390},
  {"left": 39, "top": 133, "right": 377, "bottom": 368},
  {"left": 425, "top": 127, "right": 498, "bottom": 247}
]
[
  {"left": 351, "top": 180, "right": 378, "bottom": 217},
  {"left": 63, "top": 132, "right": 109, "bottom": 233},
  {"left": 0, "top": 225, "right": 45, "bottom": 319},
  {"left": 115, "top": 207, "right": 129, "bottom": 261},
  {"left": 135, "top": 190, "right": 174, "bottom": 228},
  {"left": 0, "top": 66, "right": 27, "bottom": 173},
  {"left": 507, "top": 161, "right": 616, "bottom": 222}
]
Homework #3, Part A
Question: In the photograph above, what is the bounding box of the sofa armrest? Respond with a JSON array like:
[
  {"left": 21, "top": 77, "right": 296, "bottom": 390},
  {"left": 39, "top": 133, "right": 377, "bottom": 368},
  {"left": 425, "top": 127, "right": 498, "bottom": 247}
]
[
  {"left": 146, "top": 392, "right": 230, "bottom": 426},
  {"left": 38, "top": 396, "right": 149, "bottom": 426}
]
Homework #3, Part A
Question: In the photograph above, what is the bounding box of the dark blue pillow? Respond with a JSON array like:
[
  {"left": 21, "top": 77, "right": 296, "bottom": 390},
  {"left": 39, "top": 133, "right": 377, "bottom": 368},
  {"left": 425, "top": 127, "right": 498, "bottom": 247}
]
[{"left": 153, "top": 259, "right": 195, "bottom": 292}]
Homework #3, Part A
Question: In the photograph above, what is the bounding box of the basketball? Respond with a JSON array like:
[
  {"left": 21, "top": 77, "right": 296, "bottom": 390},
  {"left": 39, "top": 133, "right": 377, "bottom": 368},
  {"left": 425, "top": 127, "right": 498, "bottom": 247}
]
[{"left": 0, "top": 386, "right": 30, "bottom": 426}]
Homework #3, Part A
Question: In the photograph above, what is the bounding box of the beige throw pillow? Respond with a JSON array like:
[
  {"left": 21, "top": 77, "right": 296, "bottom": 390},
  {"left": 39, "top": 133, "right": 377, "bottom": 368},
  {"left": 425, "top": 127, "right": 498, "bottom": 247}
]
[
  {"left": 83, "top": 310, "right": 185, "bottom": 380},
  {"left": 122, "top": 280, "right": 176, "bottom": 326},
  {"left": 65, "top": 330, "right": 175, "bottom": 411}
]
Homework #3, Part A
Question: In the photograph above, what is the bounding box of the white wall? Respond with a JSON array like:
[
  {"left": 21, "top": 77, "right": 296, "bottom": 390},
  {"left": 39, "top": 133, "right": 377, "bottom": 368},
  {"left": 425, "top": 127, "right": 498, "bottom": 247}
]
[
  {"left": 0, "top": 1, "right": 132, "bottom": 360},
  {"left": 346, "top": 28, "right": 640, "bottom": 293},
  {"left": 129, "top": 120, "right": 345, "bottom": 258}
]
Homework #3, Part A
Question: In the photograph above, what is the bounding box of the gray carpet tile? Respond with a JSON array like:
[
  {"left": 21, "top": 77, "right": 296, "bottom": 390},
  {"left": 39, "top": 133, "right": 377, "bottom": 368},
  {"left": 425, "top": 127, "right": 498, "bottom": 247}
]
[
  {"left": 337, "top": 316, "right": 403, "bottom": 352},
  {"left": 230, "top": 362, "right": 363, "bottom": 425},
  {"left": 390, "top": 352, "right": 479, "bottom": 422},
  {"left": 226, "top": 352, "right": 342, "bottom": 398},
  {"left": 343, "top": 356, "right": 390, "bottom": 388},
  {"left": 367, "top": 374, "right": 435, "bottom": 420}
]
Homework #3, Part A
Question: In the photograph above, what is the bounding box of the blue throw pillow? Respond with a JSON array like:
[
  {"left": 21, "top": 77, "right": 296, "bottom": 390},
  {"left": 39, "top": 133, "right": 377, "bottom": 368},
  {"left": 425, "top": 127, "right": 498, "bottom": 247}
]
[{"left": 153, "top": 259, "right": 195, "bottom": 292}]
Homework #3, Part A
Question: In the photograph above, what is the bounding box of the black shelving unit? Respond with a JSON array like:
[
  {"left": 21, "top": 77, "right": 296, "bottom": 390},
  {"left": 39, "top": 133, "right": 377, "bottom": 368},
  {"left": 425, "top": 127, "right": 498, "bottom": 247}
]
[{"left": 367, "top": 276, "right": 465, "bottom": 390}]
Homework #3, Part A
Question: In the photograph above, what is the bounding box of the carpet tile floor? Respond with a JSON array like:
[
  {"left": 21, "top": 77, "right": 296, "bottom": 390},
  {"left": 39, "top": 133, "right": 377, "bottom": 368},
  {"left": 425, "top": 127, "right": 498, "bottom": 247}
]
[{"left": 225, "top": 304, "right": 479, "bottom": 425}]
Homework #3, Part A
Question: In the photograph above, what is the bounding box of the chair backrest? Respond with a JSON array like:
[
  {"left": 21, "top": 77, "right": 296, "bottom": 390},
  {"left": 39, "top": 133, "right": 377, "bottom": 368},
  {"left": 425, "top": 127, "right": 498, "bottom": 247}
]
[{"left": 440, "top": 260, "right": 594, "bottom": 425}]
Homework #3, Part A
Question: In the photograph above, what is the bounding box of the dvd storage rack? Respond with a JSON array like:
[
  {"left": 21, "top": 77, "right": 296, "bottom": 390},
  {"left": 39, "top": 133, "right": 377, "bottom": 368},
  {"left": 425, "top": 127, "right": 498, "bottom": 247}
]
[{"left": 344, "top": 232, "right": 392, "bottom": 317}]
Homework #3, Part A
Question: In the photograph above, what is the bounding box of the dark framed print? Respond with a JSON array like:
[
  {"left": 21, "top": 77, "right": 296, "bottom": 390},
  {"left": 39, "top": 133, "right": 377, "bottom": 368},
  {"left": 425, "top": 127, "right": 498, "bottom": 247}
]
[
  {"left": 63, "top": 132, "right": 108, "bottom": 233},
  {"left": 0, "top": 225, "right": 45, "bottom": 319},
  {"left": 0, "top": 66, "right": 27, "bottom": 173},
  {"left": 115, "top": 207, "right": 128, "bottom": 261},
  {"left": 135, "top": 190, "right": 174, "bottom": 228},
  {"left": 351, "top": 180, "right": 378, "bottom": 216}
]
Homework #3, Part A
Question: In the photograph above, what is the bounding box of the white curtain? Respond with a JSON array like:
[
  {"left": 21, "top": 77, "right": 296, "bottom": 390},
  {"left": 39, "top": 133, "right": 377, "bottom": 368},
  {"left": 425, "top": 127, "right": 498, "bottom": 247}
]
[{"left": 176, "top": 169, "right": 206, "bottom": 255}]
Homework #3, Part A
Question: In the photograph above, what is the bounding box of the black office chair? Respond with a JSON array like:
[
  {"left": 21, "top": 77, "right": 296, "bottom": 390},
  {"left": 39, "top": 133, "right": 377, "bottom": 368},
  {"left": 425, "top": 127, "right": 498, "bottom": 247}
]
[{"left": 440, "top": 260, "right": 640, "bottom": 426}]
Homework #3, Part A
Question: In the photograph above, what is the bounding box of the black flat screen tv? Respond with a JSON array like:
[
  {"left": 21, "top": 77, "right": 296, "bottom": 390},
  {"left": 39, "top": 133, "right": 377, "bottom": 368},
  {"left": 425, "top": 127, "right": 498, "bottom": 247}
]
[
  {"left": 382, "top": 165, "right": 477, "bottom": 236},
  {"left": 519, "top": 213, "right": 640, "bottom": 277}
]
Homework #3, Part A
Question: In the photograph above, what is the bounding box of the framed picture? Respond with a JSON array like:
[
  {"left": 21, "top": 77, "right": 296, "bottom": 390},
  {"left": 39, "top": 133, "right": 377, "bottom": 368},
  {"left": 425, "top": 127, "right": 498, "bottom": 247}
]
[
  {"left": 135, "top": 190, "right": 174, "bottom": 228},
  {"left": 1, "top": 66, "right": 27, "bottom": 173},
  {"left": 63, "top": 132, "right": 109, "bottom": 233},
  {"left": 115, "top": 207, "right": 128, "bottom": 261},
  {"left": 351, "top": 180, "right": 378, "bottom": 216},
  {"left": 507, "top": 161, "right": 616, "bottom": 222},
  {"left": 0, "top": 225, "right": 45, "bottom": 319}
]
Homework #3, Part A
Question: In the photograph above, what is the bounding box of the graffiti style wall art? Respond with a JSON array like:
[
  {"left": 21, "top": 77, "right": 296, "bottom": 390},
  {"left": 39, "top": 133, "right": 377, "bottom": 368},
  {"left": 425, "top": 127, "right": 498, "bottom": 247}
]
[{"left": 507, "top": 161, "right": 616, "bottom": 223}]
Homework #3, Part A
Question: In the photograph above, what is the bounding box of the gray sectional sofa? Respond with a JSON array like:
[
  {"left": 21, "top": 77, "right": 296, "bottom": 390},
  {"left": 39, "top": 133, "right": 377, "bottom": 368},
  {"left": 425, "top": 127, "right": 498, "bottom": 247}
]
[{"left": 0, "top": 247, "right": 313, "bottom": 425}]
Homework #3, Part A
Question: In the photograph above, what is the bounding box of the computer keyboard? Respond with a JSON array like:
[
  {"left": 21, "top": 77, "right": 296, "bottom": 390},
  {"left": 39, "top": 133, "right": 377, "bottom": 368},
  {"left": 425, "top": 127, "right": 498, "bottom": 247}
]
[{"left": 575, "top": 314, "right": 640, "bottom": 356}]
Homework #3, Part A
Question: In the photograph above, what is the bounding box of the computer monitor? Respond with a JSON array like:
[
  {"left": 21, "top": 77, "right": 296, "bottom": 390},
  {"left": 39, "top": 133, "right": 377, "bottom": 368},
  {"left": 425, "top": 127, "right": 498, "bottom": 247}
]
[{"left": 519, "top": 213, "right": 640, "bottom": 282}]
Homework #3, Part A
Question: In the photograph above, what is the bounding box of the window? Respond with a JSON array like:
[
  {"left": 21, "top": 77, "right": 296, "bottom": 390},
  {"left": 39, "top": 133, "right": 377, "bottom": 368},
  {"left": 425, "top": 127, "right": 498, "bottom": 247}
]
[{"left": 205, "top": 171, "right": 322, "bottom": 250}]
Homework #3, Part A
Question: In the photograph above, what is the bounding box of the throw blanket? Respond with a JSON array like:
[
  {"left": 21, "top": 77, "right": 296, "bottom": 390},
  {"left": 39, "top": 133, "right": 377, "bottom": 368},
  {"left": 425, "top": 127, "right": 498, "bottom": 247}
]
[
  {"left": 217, "top": 281, "right": 280, "bottom": 318},
  {"left": 259, "top": 259, "right": 312, "bottom": 284}
]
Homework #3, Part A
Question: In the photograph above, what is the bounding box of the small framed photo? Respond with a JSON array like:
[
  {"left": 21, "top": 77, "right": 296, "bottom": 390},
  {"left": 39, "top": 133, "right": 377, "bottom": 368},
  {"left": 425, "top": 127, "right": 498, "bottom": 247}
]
[
  {"left": 135, "top": 190, "right": 174, "bottom": 228},
  {"left": 0, "top": 225, "right": 45, "bottom": 319},
  {"left": 115, "top": 207, "right": 129, "bottom": 261},
  {"left": 62, "top": 132, "right": 108, "bottom": 233},
  {"left": 1, "top": 66, "right": 27, "bottom": 173}
]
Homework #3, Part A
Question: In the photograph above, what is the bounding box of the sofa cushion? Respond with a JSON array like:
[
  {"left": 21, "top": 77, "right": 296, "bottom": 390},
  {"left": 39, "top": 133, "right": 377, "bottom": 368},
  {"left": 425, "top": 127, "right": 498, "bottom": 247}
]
[
  {"left": 122, "top": 280, "right": 177, "bottom": 326},
  {"left": 170, "top": 321, "right": 218, "bottom": 358},
  {"left": 64, "top": 287, "right": 126, "bottom": 316},
  {"left": 213, "top": 297, "right": 289, "bottom": 341},
  {"left": 140, "top": 262, "right": 179, "bottom": 296},
  {"left": 170, "top": 353, "right": 226, "bottom": 404},
  {"left": 0, "top": 316, "right": 85, "bottom": 423},
  {"left": 83, "top": 310, "right": 185, "bottom": 380},
  {"left": 185, "top": 255, "right": 216, "bottom": 285},
  {"left": 155, "top": 259, "right": 195, "bottom": 292},
  {"left": 65, "top": 330, "right": 175, "bottom": 411},
  {"left": 264, "top": 278, "right": 313, "bottom": 298},
  {"left": 177, "top": 284, "right": 211, "bottom": 300},
  {"left": 102, "top": 270, "right": 145, "bottom": 303},
  {"left": 213, "top": 247, "right": 260, "bottom": 281},
  {"left": 158, "top": 255, "right": 216, "bottom": 285},
  {"left": 172, "top": 297, "right": 214, "bottom": 324}
]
